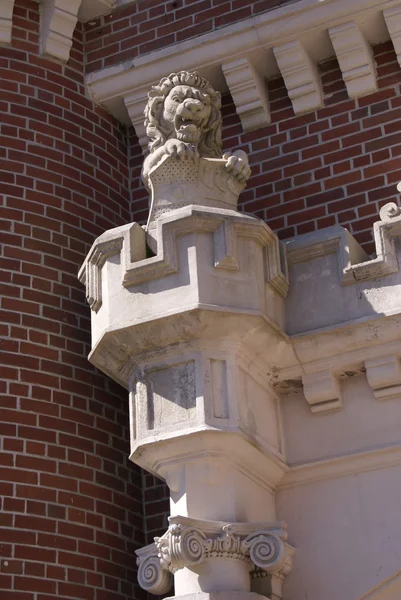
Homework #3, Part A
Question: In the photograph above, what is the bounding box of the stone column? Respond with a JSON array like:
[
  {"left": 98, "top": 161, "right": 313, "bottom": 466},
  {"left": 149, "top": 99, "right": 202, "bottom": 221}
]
[{"left": 79, "top": 71, "right": 294, "bottom": 600}]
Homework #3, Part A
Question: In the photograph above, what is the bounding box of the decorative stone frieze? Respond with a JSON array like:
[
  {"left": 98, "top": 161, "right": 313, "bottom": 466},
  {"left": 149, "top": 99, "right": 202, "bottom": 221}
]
[
  {"left": 41, "top": 0, "right": 82, "bottom": 62},
  {"left": 328, "top": 21, "right": 377, "bottom": 99},
  {"left": 0, "top": 0, "right": 15, "bottom": 45},
  {"left": 273, "top": 41, "right": 323, "bottom": 114},
  {"left": 222, "top": 57, "right": 271, "bottom": 132},
  {"left": 365, "top": 355, "right": 401, "bottom": 400},
  {"left": 384, "top": 5, "right": 401, "bottom": 69}
]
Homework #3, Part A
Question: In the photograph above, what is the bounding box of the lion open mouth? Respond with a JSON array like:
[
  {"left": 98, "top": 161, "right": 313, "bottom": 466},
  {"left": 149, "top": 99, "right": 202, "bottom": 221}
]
[{"left": 175, "top": 115, "right": 200, "bottom": 134}]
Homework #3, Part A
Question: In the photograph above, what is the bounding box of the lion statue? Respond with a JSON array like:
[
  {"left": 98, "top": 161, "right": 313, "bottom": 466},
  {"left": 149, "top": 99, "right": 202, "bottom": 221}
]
[{"left": 141, "top": 71, "right": 251, "bottom": 189}]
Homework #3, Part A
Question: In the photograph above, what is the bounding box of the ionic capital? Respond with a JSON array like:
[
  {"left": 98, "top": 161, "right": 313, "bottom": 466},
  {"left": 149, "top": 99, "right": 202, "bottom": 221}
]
[{"left": 136, "top": 516, "right": 294, "bottom": 595}]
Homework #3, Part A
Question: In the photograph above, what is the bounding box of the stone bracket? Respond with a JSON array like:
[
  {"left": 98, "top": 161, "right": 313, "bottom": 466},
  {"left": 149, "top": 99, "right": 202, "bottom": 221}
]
[
  {"left": 384, "top": 5, "right": 401, "bottom": 69},
  {"left": 273, "top": 40, "right": 323, "bottom": 115},
  {"left": 222, "top": 56, "right": 271, "bottom": 132},
  {"left": 365, "top": 355, "right": 401, "bottom": 401},
  {"left": 302, "top": 369, "right": 342, "bottom": 414},
  {"left": 41, "top": 0, "right": 82, "bottom": 62},
  {"left": 124, "top": 91, "right": 149, "bottom": 154},
  {"left": 328, "top": 21, "right": 377, "bottom": 99},
  {"left": 0, "top": 0, "right": 14, "bottom": 45}
]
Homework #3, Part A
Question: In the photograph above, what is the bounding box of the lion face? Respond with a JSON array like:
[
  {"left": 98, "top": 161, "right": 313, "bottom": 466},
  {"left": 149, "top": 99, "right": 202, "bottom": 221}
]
[{"left": 161, "top": 85, "right": 212, "bottom": 145}]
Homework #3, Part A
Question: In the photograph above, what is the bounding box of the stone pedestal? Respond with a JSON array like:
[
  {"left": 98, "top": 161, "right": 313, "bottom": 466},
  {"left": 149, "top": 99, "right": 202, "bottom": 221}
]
[{"left": 79, "top": 154, "right": 293, "bottom": 599}]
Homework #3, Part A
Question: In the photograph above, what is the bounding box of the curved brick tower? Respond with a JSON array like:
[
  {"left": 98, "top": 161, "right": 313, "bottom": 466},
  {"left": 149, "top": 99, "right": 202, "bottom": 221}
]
[
  {"left": 0, "top": 1, "right": 149, "bottom": 598},
  {"left": 4, "top": 0, "right": 401, "bottom": 599}
]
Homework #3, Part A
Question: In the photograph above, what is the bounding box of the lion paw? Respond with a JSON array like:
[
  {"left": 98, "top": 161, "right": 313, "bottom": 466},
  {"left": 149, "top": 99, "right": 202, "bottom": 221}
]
[
  {"left": 223, "top": 149, "right": 251, "bottom": 183},
  {"left": 164, "top": 139, "right": 199, "bottom": 161}
]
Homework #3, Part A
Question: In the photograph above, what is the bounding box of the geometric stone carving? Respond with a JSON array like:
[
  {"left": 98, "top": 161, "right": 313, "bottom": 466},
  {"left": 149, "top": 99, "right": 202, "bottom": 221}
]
[
  {"left": 302, "top": 369, "right": 342, "bottom": 414},
  {"left": 365, "top": 355, "right": 401, "bottom": 401},
  {"left": 222, "top": 56, "right": 271, "bottom": 132},
  {"left": 328, "top": 21, "right": 377, "bottom": 99},
  {"left": 384, "top": 6, "right": 401, "bottom": 68},
  {"left": 41, "top": 0, "right": 82, "bottom": 62},
  {"left": 0, "top": 0, "right": 14, "bottom": 44},
  {"left": 136, "top": 516, "right": 294, "bottom": 596},
  {"left": 273, "top": 40, "right": 323, "bottom": 114}
]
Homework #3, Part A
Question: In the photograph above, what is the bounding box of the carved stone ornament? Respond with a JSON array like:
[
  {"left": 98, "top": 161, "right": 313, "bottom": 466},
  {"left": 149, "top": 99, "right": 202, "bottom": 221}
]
[
  {"left": 136, "top": 516, "right": 294, "bottom": 595},
  {"left": 141, "top": 71, "right": 251, "bottom": 227}
]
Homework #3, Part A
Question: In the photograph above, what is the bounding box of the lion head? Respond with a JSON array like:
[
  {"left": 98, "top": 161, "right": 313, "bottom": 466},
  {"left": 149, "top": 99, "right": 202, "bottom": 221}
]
[{"left": 144, "top": 71, "right": 222, "bottom": 157}]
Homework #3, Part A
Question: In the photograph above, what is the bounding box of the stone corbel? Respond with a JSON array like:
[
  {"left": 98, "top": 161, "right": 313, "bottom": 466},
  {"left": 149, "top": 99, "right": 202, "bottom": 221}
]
[
  {"left": 273, "top": 40, "right": 323, "bottom": 114},
  {"left": 328, "top": 21, "right": 377, "bottom": 99},
  {"left": 365, "top": 355, "right": 401, "bottom": 401},
  {"left": 222, "top": 56, "right": 271, "bottom": 132},
  {"left": 124, "top": 90, "right": 149, "bottom": 154},
  {"left": 41, "top": 0, "right": 82, "bottom": 62},
  {"left": 302, "top": 369, "right": 343, "bottom": 414},
  {"left": 0, "top": 0, "right": 15, "bottom": 45},
  {"left": 136, "top": 516, "right": 294, "bottom": 596},
  {"left": 384, "top": 6, "right": 401, "bottom": 69}
]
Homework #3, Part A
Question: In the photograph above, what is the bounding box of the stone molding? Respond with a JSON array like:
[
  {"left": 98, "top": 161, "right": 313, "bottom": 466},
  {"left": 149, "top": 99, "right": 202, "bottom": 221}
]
[
  {"left": 136, "top": 516, "right": 294, "bottom": 595},
  {"left": 286, "top": 202, "right": 401, "bottom": 284},
  {"left": 79, "top": 204, "right": 289, "bottom": 313},
  {"left": 0, "top": 0, "right": 15, "bottom": 45},
  {"left": 276, "top": 201, "right": 401, "bottom": 412},
  {"left": 222, "top": 56, "right": 271, "bottom": 132},
  {"left": 279, "top": 443, "right": 401, "bottom": 490},
  {"left": 328, "top": 21, "right": 377, "bottom": 98},
  {"left": 273, "top": 40, "right": 323, "bottom": 114},
  {"left": 360, "top": 569, "right": 401, "bottom": 599},
  {"left": 85, "top": 0, "right": 401, "bottom": 131}
]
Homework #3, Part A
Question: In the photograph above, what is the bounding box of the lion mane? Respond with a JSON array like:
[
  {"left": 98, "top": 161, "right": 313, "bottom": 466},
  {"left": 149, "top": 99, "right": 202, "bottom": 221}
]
[{"left": 144, "top": 71, "right": 222, "bottom": 158}]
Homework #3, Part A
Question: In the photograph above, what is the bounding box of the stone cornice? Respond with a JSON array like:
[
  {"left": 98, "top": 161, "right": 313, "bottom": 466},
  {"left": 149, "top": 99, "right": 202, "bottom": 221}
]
[{"left": 86, "top": 0, "right": 401, "bottom": 133}]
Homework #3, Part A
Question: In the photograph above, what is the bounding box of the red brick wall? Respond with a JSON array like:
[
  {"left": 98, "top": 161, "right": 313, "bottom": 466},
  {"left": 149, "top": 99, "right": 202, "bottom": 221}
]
[
  {"left": 131, "top": 41, "right": 401, "bottom": 256},
  {"left": 0, "top": 1, "right": 145, "bottom": 598},
  {"left": 84, "top": 0, "right": 297, "bottom": 73}
]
